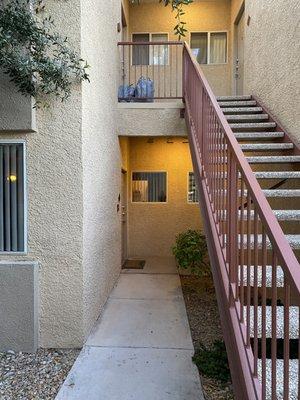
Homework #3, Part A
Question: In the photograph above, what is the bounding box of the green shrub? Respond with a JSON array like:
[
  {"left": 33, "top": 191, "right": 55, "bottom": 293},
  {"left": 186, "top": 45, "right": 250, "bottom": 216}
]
[
  {"left": 172, "top": 229, "right": 210, "bottom": 276},
  {"left": 193, "top": 341, "right": 231, "bottom": 383}
]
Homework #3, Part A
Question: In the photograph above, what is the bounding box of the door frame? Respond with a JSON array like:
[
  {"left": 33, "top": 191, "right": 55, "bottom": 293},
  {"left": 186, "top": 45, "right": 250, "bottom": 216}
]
[
  {"left": 121, "top": 169, "right": 128, "bottom": 265},
  {"left": 233, "top": 1, "right": 245, "bottom": 95}
]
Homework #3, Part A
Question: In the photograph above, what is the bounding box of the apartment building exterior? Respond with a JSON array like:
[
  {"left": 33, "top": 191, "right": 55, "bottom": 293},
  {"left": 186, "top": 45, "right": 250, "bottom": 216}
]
[{"left": 0, "top": 2, "right": 299, "bottom": 397}]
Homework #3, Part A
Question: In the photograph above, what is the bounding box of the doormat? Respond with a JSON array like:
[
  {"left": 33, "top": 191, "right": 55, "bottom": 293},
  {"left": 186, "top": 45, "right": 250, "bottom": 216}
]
[{"left": 122, "top": 259, "right": 146, "bottom": 270}]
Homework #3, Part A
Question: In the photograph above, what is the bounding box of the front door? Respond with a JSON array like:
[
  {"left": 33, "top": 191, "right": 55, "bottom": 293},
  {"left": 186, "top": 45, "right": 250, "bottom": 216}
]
[
  {"left": 121, "top": 171, "right": 128, "bottom": 264},
  {"left": 235, "top": 11, "right": 245, "bottom": 95}
]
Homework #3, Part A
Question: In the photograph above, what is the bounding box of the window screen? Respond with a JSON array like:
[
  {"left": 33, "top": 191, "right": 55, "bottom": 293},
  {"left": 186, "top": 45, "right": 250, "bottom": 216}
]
[
  {"left": 132, "top": 172, "right": 167, "bottom": 203},
  {"left": 210, "top": 32, "right": 227, "bottom": 64},
  {"left": 132, "top": 33, "right": 150, "bottom": 65},
  {"left": 188, "top": 172, "right": 199, "bottom": 203},
  {"left": 191, "top": 33, "right": 208, "bottom": 64},
  {"left": 0, "top": 143, "right": 26, "bottom": 252}
]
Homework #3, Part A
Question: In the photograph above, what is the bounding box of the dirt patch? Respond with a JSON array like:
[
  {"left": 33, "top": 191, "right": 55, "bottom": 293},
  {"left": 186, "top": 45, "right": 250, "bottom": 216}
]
[{"left": 180, "top": 275, "right": 234, "bottom": 400}]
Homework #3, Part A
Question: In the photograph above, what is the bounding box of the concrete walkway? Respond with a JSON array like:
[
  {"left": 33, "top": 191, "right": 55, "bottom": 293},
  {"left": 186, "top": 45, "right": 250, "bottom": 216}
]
[{"left": 56, "top": 257, "right": 204, "bottom": 400}]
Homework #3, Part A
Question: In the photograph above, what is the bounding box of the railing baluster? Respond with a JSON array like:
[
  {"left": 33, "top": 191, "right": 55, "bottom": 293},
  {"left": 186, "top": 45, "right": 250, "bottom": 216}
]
[
  {"left": 261, "top": 228, "right": 267, "bottom": 399},
  {"left": 240, "top": 178, "right": 245, "bottom": 322},
  {"left": 253, "top": 208, "right": 259, "bottom": 377},
  {"left": 246, "top": 190, "right": 251, "bottom": 348},
  {"left": 284, "top": 279, "right": 290, "bottom": 399},
  {"left": 271, "top": 252, "right": 277, "bottom": 399}
]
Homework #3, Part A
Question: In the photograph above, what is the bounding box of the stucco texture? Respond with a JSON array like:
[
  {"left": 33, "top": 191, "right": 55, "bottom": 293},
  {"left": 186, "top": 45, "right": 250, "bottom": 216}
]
[
  {"left": 117, "top": 106, "right": 187, "bottom": 136},
  {"left": 0, "top": 72, "right": 36, "bottom": 133},
  {"left": 129, "top": 0, "right": 232, "bottom": 96},
  {"left": 126, "top": 137, "right": 202, "bottom": 257},
  {"left": 244, "top": 0, "right": 300, "bottom": 143},
  {"left": 0, "top": 0, "right": 85, "bottom": 348},
  {"left": 0, "top": 0, "right": 125, "bottom": 348},
  {"left": 231, "top": 0, "right": 300, "bottom": 143},
  {"left": 81, "top": 0, "right": 123, "bottom": 339}
]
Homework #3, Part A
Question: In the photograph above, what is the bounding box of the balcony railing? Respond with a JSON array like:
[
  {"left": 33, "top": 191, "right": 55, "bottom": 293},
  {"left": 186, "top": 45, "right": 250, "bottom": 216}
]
[
  {"left": 118, "top": 41, "right": 183, "bottom": 102},
  {"left": 183, "top": 42, "right": 300, "bottom": 399}
]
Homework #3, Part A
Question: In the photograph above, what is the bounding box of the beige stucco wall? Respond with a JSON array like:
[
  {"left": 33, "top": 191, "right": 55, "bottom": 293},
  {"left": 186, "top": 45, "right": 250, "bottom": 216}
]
[
  {"left": 244, "top": 0, "right": 300, "bottom": 143},
  {"left": 117, "top": 103, "right": 187, "bottom": 136},
  {"left": 127, "top": 137, "right": 202, "bottom": 257},
  {"left": 0, "top": 0, "right": 126, "bottom": 348},
  {"left": 81, "top": 0, "right": 123, "bottom": 338},
  {"left": 231, "top": 0, "right": 300, "bottom": 143},
  {"left": 0, "top": 0, "right": 84, "bottom": 348},
  {"left": 129, "top": 0, "right": 232, "bottom": 96},
  {"left": 0, "top": 72, "right": 36, "bottom": 133}
]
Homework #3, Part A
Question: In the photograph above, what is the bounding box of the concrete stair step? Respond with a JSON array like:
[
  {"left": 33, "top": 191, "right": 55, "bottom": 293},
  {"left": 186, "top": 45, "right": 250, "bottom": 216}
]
[
  {"left": 254, "top": 171, "right": 300, "bottom": 179},
  {"left": 235, "top": 132, "right": 284, "bottom": 140},
  {"left": 220, "top": 189, "right": 300, "bottom": 197},
  {"left": 240, "top": 143, "right": 294, "bottom": 151},
  {"left": 230, "top": 122, "right": 277, "bottom": 130},
  {"left": 222, "top": 107, "right": 262, "bottom": 114},
  {"left": 239, "top": 265, "right": 284, "bottom": 287},
  {"left": 246, "top": 306, "right": 299, "bottom": 339},
  {"left": 227, "top": 114, "right": 269, "bottom": 122},
  {"left": 224, "top": 234, "right": 300, "bottom": 250},
  {"left": 217, "top": 95, "right": 252, "bottom": 101},
  {"left": 216, "top": 171, "right": 300, "bottom": 179},
  {"left": 221, "top": 209, "right": 300, "bottom": 221},
  {"left": 234, "top": 234, "right": 300, "bottom": 250},
  {"left": 260, "top": 189, "right": 300, "bottom": 198},
  {"left": 219, "top": 100, "right": 257, "bottom": 107},
  {"left": 246, "top": 155, "right": 300, "bottom": 163},
  {"left": 258, "top": 359, "right": 298, "bottom": 400},
  {"left": 268, "top": 209, "right": 300, "bottom": 220}
]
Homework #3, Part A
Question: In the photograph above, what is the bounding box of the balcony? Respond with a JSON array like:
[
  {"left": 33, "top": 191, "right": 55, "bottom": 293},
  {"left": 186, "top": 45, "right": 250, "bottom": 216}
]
[{"left": 118, "top": 41, "right": 183, "bottom": 103}]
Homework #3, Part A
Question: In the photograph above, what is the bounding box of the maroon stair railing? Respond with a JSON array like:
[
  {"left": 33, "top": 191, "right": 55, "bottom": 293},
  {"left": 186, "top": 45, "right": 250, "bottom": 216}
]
[
  {"left": 183, "top": 42, "right": 300, "bottom": 399},
  {"left": 118, "top": 41, "right": 183, "bottom": 101}
]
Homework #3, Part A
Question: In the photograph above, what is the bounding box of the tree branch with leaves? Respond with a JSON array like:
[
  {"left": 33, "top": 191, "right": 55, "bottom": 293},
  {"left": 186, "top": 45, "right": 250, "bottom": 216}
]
[
  {"left": 159, "top": 0, "right": 193, "bottom": 39},
  {"left": 132, "top": 0, "right": 193, "bottom": 39},
  {"left": 0, "top": 0, "right": 89, "bottom": 107}
]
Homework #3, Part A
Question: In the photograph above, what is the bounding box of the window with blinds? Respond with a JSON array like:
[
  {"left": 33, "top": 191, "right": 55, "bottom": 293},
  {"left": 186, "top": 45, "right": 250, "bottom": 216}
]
[
  {"left": 132, "top": 172, "right": 167, "bottom": 203},
  {"left": 188, "top": 172, "right": 199, "bottom": 203},
  {"left": 132, "top": 33, "right": 169, "bottom": 66},
  {"left": 0, "top": 142, "right": 26, "bottom": 252},
  {"left": 190, "top": 32, "right": 227, "bottom": 64}
]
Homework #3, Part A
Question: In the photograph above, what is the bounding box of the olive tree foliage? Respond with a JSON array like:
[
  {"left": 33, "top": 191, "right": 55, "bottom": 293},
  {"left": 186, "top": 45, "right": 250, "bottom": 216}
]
[
  {"left": 0, "top": 0, "right": 89, "bottom": 107},
  {"left": 132, "top": 0, "right": 193, "bottom": 39}
]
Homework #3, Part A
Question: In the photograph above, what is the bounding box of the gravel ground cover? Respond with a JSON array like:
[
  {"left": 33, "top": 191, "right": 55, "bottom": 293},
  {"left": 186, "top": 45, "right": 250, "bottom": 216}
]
[
  {"left": 180, "top": 274, "right": 235, "bottom": 400},
  {"left": 0, "top": 348, "right": 80, "bottom": 400}
]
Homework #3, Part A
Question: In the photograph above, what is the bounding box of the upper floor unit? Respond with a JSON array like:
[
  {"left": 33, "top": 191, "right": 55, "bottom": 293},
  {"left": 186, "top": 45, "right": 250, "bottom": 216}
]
[{"left": 1, "top": 0, "right": 299, "bottom": 144}]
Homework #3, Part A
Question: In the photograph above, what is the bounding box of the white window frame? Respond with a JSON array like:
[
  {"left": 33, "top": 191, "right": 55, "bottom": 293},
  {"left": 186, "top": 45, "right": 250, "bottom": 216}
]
[
  {"left": 131, "top": 32, "right": 170, "bottom": 66},
  {"left": 0, "top": 139, "right": 28, "bottom": 255},
  {"left": 189, "top": 31, "right": 228, "bottom": 65},
  {"left": 187, "top": 171, "right": 199, "bottom": 204},
  {"left": 131, "top": 170, "right": 168, "bottom": 204}
]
